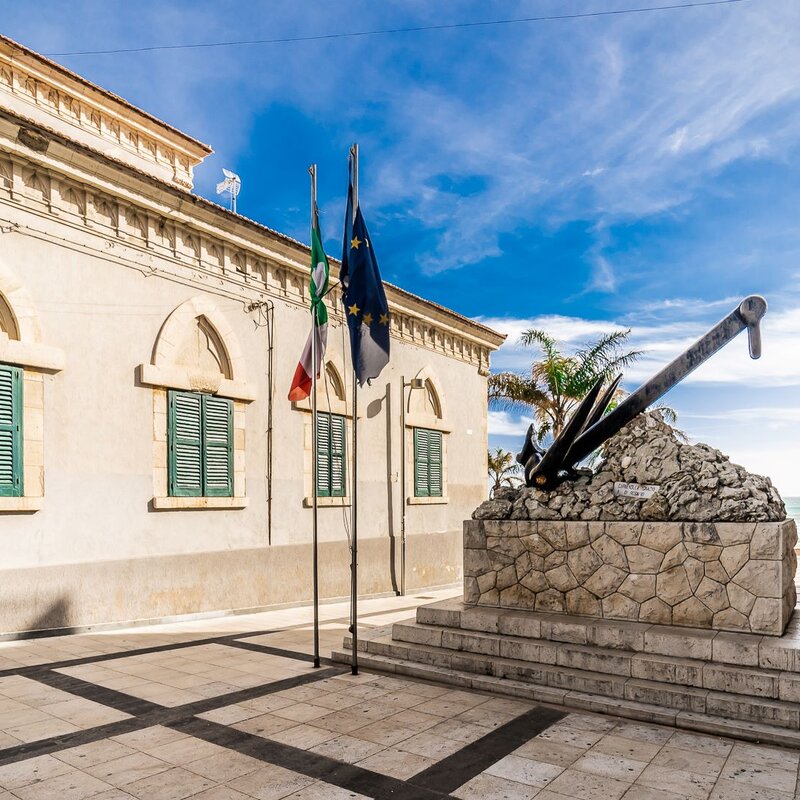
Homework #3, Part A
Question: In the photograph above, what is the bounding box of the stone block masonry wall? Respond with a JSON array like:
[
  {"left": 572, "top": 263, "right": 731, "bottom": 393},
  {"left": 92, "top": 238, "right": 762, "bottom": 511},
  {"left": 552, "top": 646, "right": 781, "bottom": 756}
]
[{"left": 464, "top": 518, "right": 797, "bottom": 635}]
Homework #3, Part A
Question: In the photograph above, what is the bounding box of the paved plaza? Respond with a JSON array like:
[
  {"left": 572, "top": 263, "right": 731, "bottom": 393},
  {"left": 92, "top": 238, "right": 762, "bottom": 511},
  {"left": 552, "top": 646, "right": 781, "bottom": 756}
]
[{"left": 1, "top": 588, "right": 799, "bottom": 800}]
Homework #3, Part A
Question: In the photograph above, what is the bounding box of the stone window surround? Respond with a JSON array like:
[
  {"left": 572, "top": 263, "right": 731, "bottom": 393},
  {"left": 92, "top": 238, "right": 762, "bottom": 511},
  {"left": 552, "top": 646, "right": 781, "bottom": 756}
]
[
  {"left": 0, "top": 265, "right": 65, "bottom": 512},
  {"left": 139, "top": 296, "right": 253, "bottom": 511},
  {"left": 293, "top": 354, "right": 354, "bottom": 508},
  {"left": 405, "top": 368, "right": 449, "bottom": 506}
]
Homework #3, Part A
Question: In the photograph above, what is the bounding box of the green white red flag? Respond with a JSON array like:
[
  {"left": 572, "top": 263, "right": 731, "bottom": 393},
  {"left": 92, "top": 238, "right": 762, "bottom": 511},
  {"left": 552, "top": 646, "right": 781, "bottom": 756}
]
[{"left": 288, "top": 206, "right": 329, "bottom": 401}]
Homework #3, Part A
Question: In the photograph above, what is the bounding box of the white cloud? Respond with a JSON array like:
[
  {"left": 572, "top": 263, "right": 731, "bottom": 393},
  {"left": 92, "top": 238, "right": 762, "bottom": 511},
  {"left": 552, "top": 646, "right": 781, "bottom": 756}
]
[
  {"left": 480, "top": 302, "right": 800, "bottom": 389},
  {"left": 488, "top": 410, "right": 532, "bottom": 438}
]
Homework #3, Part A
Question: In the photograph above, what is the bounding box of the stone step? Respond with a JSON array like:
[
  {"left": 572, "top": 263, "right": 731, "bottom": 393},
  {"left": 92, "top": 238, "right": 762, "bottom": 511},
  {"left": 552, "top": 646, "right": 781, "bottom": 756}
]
[
  {"left": 341, "top": 625, "right": 800, "bottom": 731},
  {"left": 390, "top": 620, "right": 800, "bottom": 704},
  {"left": 414, "top": 599, "right": 800, "bottom": 673},
  {"left": 330, "top": 643, "right": 800, "bottom": 749}
]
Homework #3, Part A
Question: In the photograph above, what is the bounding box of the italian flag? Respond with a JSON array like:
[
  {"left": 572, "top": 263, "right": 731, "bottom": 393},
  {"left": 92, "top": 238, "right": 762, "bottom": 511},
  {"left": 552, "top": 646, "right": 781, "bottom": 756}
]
[{"left": 288, "top": 210, "right": 329, "bottom": 401}]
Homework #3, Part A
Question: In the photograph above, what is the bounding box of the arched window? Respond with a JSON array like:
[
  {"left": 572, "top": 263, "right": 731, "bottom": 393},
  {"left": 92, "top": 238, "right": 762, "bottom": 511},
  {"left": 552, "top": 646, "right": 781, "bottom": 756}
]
[
  {"left": 139, "top": 297, "right": 254, "bottom": 509},
  {"left": 404, "top": 368, "right": 449, "bottom": 504},
  {"left": 0, "top": 265, "right": 65, "bottom": 511}
]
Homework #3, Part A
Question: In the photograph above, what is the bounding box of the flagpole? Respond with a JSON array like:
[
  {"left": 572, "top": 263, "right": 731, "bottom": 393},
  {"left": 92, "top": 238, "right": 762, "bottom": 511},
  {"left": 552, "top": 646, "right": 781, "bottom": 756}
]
[
  {"left": 350, "top": 143, "right": 359, "bottom": 676},
  {"left": 309, "top": 163, "right": 321, "bottom": 670}
]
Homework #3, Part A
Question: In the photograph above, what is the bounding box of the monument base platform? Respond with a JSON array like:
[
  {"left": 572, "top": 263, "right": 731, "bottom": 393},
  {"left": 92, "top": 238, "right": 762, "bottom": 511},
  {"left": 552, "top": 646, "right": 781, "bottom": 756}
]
[{"left": 333, "top": 597, "right": 800, "bottom": 747}]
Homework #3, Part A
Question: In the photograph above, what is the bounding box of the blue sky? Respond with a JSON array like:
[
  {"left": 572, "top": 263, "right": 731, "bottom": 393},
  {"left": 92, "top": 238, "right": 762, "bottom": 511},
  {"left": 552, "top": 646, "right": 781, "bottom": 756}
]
[{"left": 4, "top": 0, "right": 799, "bottom": 493}]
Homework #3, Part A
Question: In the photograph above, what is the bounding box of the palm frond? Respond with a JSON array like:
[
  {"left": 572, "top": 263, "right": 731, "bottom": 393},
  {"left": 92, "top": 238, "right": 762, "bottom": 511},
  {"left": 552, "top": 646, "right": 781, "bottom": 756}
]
[
  {"left": 488, "top": 372, "right": 549, "bottom": 412},
  {"left": 519, "top": 329, "right": 560, "bottom": 361}
]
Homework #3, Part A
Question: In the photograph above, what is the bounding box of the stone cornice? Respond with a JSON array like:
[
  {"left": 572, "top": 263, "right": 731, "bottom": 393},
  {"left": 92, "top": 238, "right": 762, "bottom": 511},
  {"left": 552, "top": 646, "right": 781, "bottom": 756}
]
[
  {"left": 0, "top": 35, "right": 211, "bottom": 189},
  {"left": 0, "top": 110, "right": 504, "bottom": 374}
]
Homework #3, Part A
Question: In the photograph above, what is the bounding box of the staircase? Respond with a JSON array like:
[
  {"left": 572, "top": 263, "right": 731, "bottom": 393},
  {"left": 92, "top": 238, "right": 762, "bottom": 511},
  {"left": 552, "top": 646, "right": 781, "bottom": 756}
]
[{"left": 332, "top": 598, "right": 800, "bottom": 747}]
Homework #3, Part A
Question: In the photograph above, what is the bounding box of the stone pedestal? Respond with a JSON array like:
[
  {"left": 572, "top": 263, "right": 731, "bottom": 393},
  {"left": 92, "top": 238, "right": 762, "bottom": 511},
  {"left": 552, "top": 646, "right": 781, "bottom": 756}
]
[{"left": 463, "top": 519, "right": 797, "bottom": 636}]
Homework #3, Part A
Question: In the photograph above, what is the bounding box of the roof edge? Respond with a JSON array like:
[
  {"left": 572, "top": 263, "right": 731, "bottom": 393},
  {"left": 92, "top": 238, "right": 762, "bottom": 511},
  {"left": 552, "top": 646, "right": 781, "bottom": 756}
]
[{"left": 0, "top": 34, "right": 212, "bottom": 157}]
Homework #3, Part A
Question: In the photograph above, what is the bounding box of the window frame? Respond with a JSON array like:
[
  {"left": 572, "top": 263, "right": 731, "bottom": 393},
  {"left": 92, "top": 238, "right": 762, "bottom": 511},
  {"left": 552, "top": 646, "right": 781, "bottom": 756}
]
[
  {"left": 413, "top": 427, "right": 443, "bottom": 498},
  {"left": 167, "top": 389, "right": 233, "bottom": 499},
  {"left": 0, "top": 363, "right": 23, "bottom": 498},
  {"left": 316, "top": 411, "right": 347, "bottom": 498}
]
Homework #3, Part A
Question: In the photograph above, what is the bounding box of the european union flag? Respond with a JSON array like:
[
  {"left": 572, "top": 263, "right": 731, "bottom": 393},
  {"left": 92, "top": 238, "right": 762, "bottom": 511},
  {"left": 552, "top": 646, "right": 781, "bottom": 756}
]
[{"left": 340, "top": 179, "right": 390, "bottom": 385}]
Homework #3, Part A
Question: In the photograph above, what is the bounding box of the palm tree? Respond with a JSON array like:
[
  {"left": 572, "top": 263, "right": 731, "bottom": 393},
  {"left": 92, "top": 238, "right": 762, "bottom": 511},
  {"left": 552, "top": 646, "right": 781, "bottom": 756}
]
[
  {"left": 488, "top": 447, "right": 522, "bottom": 497},
  {"left": 489, "top": 329, "right": 642, "bottom": 444}
]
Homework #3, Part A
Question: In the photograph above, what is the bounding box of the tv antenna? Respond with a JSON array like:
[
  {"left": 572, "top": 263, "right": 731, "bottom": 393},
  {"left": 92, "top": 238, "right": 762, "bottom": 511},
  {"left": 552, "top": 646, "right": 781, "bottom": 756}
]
[{"left": 216, "top": 168, "right": 241, "bottom": 213}]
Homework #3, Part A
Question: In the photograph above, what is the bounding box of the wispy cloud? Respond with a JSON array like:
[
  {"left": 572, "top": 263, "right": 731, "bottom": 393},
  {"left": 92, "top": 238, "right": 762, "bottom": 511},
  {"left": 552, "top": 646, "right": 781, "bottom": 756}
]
[
  {"left": 488, "top": 410, "right": 532, "bottom": 438},
  {"left": 480, "top": 302, "right": 800, "bottom": 389}
]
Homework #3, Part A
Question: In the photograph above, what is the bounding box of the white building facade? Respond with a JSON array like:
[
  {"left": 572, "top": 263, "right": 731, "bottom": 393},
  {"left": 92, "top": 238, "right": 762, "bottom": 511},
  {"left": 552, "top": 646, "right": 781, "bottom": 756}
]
[{"left": 0, "top": 36, "right": 504, "bottom": 635}]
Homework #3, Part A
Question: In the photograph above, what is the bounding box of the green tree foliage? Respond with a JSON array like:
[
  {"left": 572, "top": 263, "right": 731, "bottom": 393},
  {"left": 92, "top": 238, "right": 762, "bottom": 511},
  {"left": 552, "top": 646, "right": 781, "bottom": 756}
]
[{"left": 487, "top": 447, "right": 522, "bottom": 497}]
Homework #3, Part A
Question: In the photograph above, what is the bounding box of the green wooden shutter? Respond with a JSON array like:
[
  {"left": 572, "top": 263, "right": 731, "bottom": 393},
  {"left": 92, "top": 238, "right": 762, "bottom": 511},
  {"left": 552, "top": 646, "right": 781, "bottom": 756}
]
[
  {"left": 316, "top": 412, "right": 331, "bottom": 497},
  {"left": 0, "top": 364, "right": 22, "bottom": 497},
  {"left": 330, "top": 414, "right": 346, "bottom": 497},
  {"left": 202, "top": 395, "right": 232, "bottom": 497},
  {"left": 168, "top": 391, "right": 202, "bottom": 497},
  {"left": 414, "top": 428, "right": 429, "bottom": 497},
  {"left": 428, "top": 430, "right": 443, "bottom": 497}
]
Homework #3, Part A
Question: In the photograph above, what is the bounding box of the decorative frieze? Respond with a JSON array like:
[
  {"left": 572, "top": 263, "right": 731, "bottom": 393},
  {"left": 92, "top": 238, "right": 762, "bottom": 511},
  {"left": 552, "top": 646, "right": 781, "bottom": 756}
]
[
  {"left": 0, "top": 144, "right": 498, "bottom": 372},
  {"left": 0, "top": 40, "right": 209, "bottom": 189}
]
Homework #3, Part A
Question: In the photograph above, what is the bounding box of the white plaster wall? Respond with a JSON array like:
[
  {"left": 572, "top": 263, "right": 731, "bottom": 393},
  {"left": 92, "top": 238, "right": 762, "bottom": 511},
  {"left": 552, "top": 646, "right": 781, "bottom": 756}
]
[{"left": 0, "top": 203, "right": 489, "bottom": 597}]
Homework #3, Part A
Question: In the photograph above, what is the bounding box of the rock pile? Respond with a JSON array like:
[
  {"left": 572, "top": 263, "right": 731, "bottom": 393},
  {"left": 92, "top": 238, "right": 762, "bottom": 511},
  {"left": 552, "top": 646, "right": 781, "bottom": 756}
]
[{"left": 476, "top": 410, "right": 786, "bottom": 523}]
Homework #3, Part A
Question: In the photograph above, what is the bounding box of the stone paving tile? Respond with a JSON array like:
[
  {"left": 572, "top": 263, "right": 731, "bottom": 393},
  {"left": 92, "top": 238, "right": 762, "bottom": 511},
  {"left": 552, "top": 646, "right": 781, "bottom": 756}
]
[
  {"left": 54, "top": 738, "right": 138, "bottom": 769},
  {"left": 571, "top": 750, "right": 649, "bottom": 782},
  {"left": 729, "top": 742, "right": 800, "bottom": 772},
  {"left": 356, "top": 745, "right": 435, "bottom": 779},
  {"left": 349, "top": 717, "right": 419, "bottom": 747},
  {"left": 635, "top": 763, "right": 718, "bottom": 799},
  {"left": 546, "top": 767, "right": 632, "bottom": 800},
  {"left": 485, "top": 753, "right": 564, "bottom": 788},
  {"left": 393, "top": 729, "right": 464, "bottom": 760},
  {"left": 608, "top": 721, "right": 674, "bottom": 746},
  {"left": 309, "top": 733, "right": 385, "bottom": 763},
  {"left": 110, "top": 725, "right": 188, "bottom": 751},
  {"left": 230, "top": 711, "right": 298, "bottom": 738},
  {"left": 83, "top": 751, "right": 172, "bottom": 787},
  {"left": 0, "top": 675, "right": 128, "bottom": 744},
  {"left": 11, "top": 767, "right": 113, "bottom": 800},
  {"left": 124, "top": 765, "right": 217, "bottom": 800},
  {"left": 668, "top": 730, "right": 733, "bottom": 757},
  {"left": 0, "top": 753, "right": 73, "bottom": 790},
  {"left": 453, "top": 772, "right": 541, "bottom": 799},
  {"left": 619, "top": 787, "right": 687, "bottom": 800},
  {"left": 84, "top": 789, "right": 139, "bottom": 800},
  {"left": 651, "top": 744, "right": 727, "bottom": 776},
  {"left": 425, "top": 716, "right": 493, "bottom": 744},
  {"left": 183, "top": 750, "right": 263, "bottom": 783},
  {"left": 533, "top": 792, "right": 581, "bottom": 800},
  {"left": 385, "top": 708, "right": 444, "bottom": 734},
  {"left": 268, "top": 722, "right": 338, "bottom": 749},
  {"left": 142, "top": 734, "right": 226, "bottom": 765},
  {"left": 588, "top": 733, "right": 662, "bottom": 763},
  {"left": 303, "top": 690, "right": 361, "bottom": 712},
  {"left": 513, "top": 737, "right": 586, "bottom": 768},
  {"left": 270, "top": 701, "right": 332, "bottom": 724},
  {"left": 227, "top": 763, "right": 316, "bottom": 799},
  {"left": 283, "top": 781, "right": 371, "bottom": 799},
  {"left": 536, "top": 720, "right": 607, "bottom": 750},
  {"left": 709, "top": 778, "right": 795, "bottom": 800},
  {"left": 720, "top": 760, "right": 798, "bottom": 794},
  {"left": 196, "top": 703, "right": 264, "bottom": 726},
  {"left": 185, "top": 787, "right": 252, "bottom": 800}
]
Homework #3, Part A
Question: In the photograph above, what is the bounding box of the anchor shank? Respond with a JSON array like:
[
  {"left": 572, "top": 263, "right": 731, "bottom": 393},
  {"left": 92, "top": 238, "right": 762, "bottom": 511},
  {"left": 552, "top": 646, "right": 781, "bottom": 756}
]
[{"left": 564, "top": 296, "right": 766, "bottom": 468}]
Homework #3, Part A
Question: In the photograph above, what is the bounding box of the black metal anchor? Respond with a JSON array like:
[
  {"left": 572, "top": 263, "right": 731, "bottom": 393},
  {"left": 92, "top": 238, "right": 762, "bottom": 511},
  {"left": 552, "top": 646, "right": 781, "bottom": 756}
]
[{"left": 518, "top": 295, "right": 767, "bottom": 491}]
